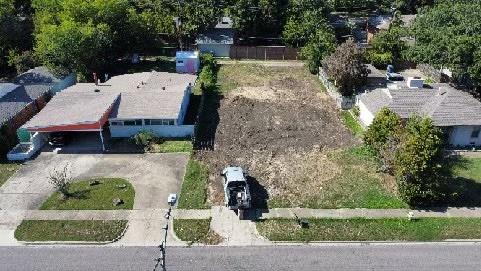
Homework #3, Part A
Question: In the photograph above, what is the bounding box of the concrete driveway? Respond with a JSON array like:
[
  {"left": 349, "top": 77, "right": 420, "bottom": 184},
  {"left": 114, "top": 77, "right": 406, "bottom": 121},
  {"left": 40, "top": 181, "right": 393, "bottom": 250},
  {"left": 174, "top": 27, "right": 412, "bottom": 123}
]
[{"left": 0, "top": 152, "right": 188, "bottom": 210}]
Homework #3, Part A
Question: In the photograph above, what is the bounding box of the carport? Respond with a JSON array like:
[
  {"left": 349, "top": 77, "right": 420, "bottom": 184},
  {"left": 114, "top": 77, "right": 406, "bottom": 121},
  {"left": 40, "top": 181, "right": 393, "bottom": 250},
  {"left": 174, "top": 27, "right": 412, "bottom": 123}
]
[{"left": 22, "top": 90, "right": 119, "bottom": 151}]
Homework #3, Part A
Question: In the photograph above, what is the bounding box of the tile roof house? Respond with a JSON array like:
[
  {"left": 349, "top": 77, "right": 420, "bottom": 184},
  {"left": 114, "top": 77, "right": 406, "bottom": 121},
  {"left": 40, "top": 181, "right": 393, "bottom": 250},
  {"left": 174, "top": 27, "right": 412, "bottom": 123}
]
[
  {"left": 22, "top": 72, "right": 197, "bottom": 150},
  {"left": 359, "top": 82, "right": 481, "bottom": 147},
  {"left": 197, "top": 17, "right": 235, "bottom": 57}
]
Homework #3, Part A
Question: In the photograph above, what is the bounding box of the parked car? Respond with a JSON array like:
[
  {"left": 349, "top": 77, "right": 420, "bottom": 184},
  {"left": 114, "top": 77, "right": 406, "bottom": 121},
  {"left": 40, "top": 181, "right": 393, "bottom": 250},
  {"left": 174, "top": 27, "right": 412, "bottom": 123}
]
[{"left": 48, "top": 132, "right": 69, "bottom": 146}]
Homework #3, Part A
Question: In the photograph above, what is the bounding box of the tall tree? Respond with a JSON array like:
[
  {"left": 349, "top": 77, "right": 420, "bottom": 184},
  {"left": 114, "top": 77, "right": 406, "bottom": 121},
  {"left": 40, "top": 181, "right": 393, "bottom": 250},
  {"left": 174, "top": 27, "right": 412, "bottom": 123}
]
[
  {"left": 407, "top": 0, "right": 481, "bottom": 93},
  {"left": 321, "top": 39, "right": 367, "bottom": 96}
]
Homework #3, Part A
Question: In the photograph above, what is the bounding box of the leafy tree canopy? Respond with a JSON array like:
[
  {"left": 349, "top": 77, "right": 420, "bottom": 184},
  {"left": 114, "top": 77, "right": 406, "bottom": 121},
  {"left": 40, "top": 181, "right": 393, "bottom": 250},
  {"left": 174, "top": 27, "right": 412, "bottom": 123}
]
[{"left": 407, "top": 0, "right": 481, "bottom": 90}]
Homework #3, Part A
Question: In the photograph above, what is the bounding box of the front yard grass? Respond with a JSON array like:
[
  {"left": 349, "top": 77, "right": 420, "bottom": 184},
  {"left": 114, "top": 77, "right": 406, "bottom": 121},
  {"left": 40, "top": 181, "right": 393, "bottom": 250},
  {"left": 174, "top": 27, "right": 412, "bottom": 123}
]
[
  {"left": 150, "top": 139, "right": 193, "bottom": 153},
  {"left": 40, "top": 178, "right": 135, "bottom": 210},
  {"left": 256, "top": 218, "right": 481, "bottom": 242},
  {"left": 177, "top": 159, "right": 210, "bottom": 209},
  {"left": 173, "top": 218, "right": 222, "bottom": 245},
  {"left": 15, "top": 220, "right": 127, "bottom": 242},
  {"left": 268, "top": 146, "right": 407, "bottom": 209},
  {"left": 0, "top": 162, "right": 21, "bottom": 187},
  {"left": 452, "top": 157, "right": 481, "bottom": 182}
]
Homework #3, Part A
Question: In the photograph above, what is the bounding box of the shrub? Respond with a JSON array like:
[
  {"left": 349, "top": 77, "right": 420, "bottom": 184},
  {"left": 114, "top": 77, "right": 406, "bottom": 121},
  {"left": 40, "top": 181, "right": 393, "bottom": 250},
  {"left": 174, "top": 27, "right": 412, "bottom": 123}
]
[
  {"left": 7, "top": 50, "right": 36, "bottom": 73},
  {"left": 394, "top": 115, "right": 445, "bottom": 206},
  {"left": 366, "top": 51, "right": 393, "bottom": 69},
  {"left": 364, "top": 108, "right": 402, "bottom": 153},
  {"left": 196, "top": 53, "right": 218, "bottom": 92},
  {"left": 132, "top": 130, "right": 156, "bottom": 151}
]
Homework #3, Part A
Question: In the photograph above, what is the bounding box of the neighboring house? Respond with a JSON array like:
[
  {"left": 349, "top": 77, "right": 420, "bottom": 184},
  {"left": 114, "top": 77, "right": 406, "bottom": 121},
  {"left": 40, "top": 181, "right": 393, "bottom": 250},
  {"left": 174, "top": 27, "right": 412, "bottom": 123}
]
[
  {"left": 0, "top": 67, "right": 76, "bottom": 142},
  {"left": 22, "top": 72, "right": 197, "bottom": 150},
  {"left": 366, "top": 15, "right": 392, "bottom": 42},
  {"left": 197, "top": 17, "right": 235, "bottom": 57},
  {"left": 358, "top": 80, "right": 481, "bottom": 147}
]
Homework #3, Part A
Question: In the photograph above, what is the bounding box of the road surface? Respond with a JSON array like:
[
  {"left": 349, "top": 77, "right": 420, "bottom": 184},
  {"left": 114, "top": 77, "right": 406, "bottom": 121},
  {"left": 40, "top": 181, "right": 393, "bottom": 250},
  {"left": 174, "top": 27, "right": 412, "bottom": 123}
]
[{"left": 1, "top": 244, "right": 480, "bottom": 270}]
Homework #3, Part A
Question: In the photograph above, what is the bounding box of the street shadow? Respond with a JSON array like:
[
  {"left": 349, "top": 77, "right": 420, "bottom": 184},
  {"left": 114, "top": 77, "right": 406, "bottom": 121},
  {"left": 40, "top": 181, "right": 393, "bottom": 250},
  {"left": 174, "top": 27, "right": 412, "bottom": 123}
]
[{"left": 430, "top": 156, "right": 481, "bottom": 207}]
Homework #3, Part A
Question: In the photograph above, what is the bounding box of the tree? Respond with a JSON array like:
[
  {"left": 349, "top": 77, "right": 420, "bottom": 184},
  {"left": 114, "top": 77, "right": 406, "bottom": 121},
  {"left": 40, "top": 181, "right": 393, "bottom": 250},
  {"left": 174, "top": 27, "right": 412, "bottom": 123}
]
[
  {"left": 300, "top": 27, "right": 336, "bottom": 74},
  {"left": 364, "top": 107, "right": 403, "bottom": 171},
  {"left": 407, "top": 0, "right": 481, "bottom": 93},
  {"left": 321, "top": 39, "right": 368, "bottom": 96},
  {"left": 394, "top": 115, "right": 444, "bottom": 206},
  {"left": 34, "top": 20, "right": 112, "bottom": 75},
  {"left": 48, "top": 164, "right": 72, "bottom": 199},
  {"left": 228, "top": 0, "right": 288, "bottom": 38}
]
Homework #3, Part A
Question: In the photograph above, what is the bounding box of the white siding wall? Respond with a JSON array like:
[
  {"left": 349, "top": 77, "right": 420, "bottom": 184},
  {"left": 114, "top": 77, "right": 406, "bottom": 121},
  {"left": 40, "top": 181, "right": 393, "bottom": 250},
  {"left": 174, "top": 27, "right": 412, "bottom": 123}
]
[
  {"left": 449, "top": 126, "right": 481, "bottom": 147},
  {"left": 177, "top": 87, "right": 191, "bottom": 125},
  {"left": 110, "top": 125, "right": 194, "bottom": 138},
  {"left": 199, "top": 44, "right": 231, "bottom": 57},
  {"left": 359, "top": 101, "right": 375, "bottom": 127}
]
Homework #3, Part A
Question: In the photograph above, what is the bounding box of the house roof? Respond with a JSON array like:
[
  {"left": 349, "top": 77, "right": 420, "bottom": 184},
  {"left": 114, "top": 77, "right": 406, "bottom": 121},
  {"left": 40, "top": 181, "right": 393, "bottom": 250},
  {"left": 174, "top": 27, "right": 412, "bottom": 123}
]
[
  {"left": 109, "top": 72, "right": 197, "bottom": 119},
  {"left": 197, "top": 28, "right": 235, "bottom": 45},
  {"left": 22, "top": 72, "right": 197, "bottom": 130},
  {"left": 368, "top": 15, "right": 392, "bottom": 30},
  {"left": 22, "top": 91, "right": 119, "bottom": 130},
  {"left": 0, "top": 66, "right": 64, "bottom": 123},
  {"left": 360, "top": 84, "right": 481, "bottom": 126}
]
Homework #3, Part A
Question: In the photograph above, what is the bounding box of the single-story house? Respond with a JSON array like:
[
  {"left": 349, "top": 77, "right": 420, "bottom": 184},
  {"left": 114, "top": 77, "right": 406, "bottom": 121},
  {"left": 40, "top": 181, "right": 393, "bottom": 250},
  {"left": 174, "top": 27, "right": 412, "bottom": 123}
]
[
  {"left": 0, "top": 67, "right": 76, "bottom": 142},
  {"left": 22, "top": 72, "right": 197, "bottom": 150},
  {"left": 197, "top": 17, "right": 235, "bottom": 57},
  {"left": 367, "top": 15, "right": 392, "bottom": 42},
  {"left": 358, "top": 81, "right": 481, "bottom": 147}
]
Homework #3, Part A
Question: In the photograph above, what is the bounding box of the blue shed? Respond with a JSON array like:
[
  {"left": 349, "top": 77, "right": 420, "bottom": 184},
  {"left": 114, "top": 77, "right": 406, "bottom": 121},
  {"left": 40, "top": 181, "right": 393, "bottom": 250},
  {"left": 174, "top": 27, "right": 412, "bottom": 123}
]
[{"left": 176, "top": 51, "right": 200, "bottom": 74}]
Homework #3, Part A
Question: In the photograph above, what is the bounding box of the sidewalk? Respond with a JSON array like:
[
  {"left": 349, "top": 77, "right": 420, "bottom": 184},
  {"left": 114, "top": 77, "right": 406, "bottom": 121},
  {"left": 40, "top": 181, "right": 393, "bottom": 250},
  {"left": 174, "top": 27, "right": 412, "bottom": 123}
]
[{"left": 3, "top": 207, "right": 481, "bottom": 246}]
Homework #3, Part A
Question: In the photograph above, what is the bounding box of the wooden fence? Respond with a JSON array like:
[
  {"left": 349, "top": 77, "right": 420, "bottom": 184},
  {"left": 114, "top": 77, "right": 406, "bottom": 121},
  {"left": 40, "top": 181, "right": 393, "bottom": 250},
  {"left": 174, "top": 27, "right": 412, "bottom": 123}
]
[{"left": 229, "top": 46, "right": 300, "bottom": 60}]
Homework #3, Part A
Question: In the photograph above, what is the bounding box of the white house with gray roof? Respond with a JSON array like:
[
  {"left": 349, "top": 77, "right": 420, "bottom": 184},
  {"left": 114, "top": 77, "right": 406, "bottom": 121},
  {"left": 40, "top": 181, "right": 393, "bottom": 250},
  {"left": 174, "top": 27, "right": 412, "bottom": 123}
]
[
  {"left": 359, "top": 82, "right": 481, "bottom": 147},
  {"left": 22, "top": 72, "right": 197, "bottom": 151}
]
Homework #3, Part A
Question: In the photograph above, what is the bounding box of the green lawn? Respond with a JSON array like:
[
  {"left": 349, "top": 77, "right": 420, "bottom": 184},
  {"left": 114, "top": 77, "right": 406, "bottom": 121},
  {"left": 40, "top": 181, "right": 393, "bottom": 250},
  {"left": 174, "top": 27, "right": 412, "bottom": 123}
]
[
  {"left": 177, "top": 159, "right": 210, "bottom": 209},
  {"left": 268, "top": 146, "right": 407, "bottom": 209},
  {"left": 173, "top": 218, "right": 222, "bottom": 245},
  {"left": 40, "top": 178, "right": 135, "bottom": 210},
  {"left": 340, "top": 110, "right": 364, "bottom": 138},
  {"left": 257, "top": 218, "right": 481, "bottom": 242},
  {"left": 452, "top": 157, "right": 481, "bottom": 182},
  {"left": 15, "top": 220, "right": 127, "bottom": 242},
  {"left": 0, "top": 162, "right": 21, "bottom": 187},
  {"left": 150, "top": 140, "right": 193, "bottom": 153}
]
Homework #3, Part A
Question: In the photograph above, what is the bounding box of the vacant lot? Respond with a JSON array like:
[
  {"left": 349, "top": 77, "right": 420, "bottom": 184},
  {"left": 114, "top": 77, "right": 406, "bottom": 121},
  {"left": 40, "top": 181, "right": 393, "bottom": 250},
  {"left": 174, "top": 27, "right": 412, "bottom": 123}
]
[{"left": 195, "top": 64, "right": 404, "bottom": 208}]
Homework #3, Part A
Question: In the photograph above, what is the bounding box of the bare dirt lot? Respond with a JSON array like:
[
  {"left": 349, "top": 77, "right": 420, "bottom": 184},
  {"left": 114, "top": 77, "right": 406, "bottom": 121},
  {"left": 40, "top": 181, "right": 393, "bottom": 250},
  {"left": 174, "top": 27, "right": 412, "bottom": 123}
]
[{"left": 195, "top": 64, "right": 374, "bottom": 207}]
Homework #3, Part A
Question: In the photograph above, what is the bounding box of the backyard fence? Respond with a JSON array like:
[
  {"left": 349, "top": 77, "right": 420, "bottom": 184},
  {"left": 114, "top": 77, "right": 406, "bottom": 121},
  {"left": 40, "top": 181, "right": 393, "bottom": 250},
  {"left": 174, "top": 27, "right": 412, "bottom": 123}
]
[
  {"left": 229, "top": 46, "right": 300, "bottom": 60},
  {"left": 318, "top": 68, "right": 357, "bottom": 110}
]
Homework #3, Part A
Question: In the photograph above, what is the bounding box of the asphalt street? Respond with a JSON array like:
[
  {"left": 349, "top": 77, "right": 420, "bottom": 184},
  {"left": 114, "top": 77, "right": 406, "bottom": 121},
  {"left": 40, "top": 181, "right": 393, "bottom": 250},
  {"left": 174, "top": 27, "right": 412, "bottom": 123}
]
[{"left": 1, "top": 243, "right": 481, "bottom": 271}]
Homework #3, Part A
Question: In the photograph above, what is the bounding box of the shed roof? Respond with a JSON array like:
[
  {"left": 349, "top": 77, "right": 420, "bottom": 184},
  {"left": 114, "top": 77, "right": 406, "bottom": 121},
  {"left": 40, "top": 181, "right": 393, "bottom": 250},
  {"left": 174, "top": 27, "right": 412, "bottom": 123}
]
[{"left": 0, "top": 83, "right": 51, "bottom": 122}]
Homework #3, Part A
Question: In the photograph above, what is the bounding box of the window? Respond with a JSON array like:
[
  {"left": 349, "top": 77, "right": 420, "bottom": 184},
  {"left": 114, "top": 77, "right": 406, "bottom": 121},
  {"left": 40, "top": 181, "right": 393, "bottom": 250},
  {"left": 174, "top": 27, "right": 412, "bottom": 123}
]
[
  {"left": 110, "top": 121, "right": 123, "bottom": 126},
  {"left": 144, "top": 119, "right": 151, "bottom": 125},
  {"left": 162, "top": 120, "right": 169, "bottom": 125},
  {"left": 169, "top": 120, "right": 175, "bottom": 125},
  {"left": 471, "top": 128, "right": 480, "bottom": 138},
  {"left": 177, "top": 60, "right": 183, "bottom": 64},
  {"left": 124, "top": 120, "right": 143, "bottom": 126},
  {"left": 148, "top": 119, "right": 163, "bottom": 125}
]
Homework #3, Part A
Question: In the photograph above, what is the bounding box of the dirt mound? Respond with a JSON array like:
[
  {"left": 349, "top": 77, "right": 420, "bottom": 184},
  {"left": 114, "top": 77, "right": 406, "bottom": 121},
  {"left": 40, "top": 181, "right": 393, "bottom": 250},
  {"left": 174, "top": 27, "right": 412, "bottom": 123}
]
[{"left": 195, "top": 66, "right": 359, "bottom": 206}]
